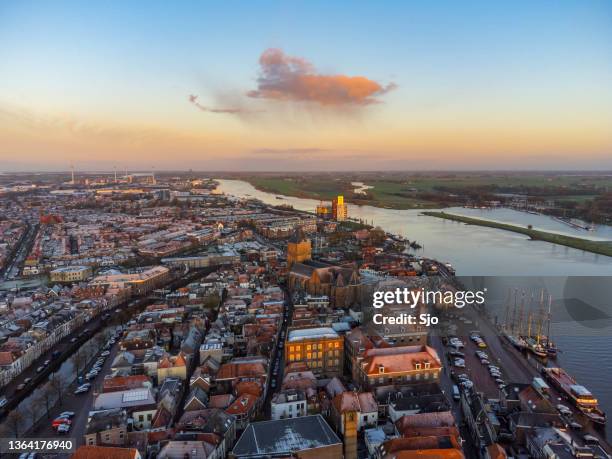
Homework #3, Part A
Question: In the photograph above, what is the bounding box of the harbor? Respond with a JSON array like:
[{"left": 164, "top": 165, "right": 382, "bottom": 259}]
[{"left": 431, "top": 294, "right": 611, "bottom": 456}]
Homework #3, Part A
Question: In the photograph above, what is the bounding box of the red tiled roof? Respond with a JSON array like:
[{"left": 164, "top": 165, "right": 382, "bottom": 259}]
[
  {"left": 225, "top": 393, "right": 258, "bottom": 416},
  {"left": 332, "top": 391, "right": 377, "bottom": 414},
  {"left": 362, "top": 345, "right": 441, "bottom": 376},
  {"left": 395, "top": 412, "right": 456, "bottom": 430},
  {"left": 216, "top": 361, "right": 266, "bottom": 380},
  {"left": 103, "top": 375, "right": 150, "bottom": 393},
  {"left": 71, "top": 446, "right": 139, "bottom": 459},
  {"left": 235, "top": 380, "right": 263, "bottom": 397}
]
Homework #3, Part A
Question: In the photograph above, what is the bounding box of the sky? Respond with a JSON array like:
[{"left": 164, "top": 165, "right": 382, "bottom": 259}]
[{"left": 0, "top": 0, "right": 611, "bottom": 171}]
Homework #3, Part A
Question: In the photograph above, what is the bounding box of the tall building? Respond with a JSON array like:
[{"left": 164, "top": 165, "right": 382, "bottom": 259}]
[
  {"left": 315, "top": 201, "right": 332, "bottom": 219},
  {"left": 332, "top": 195, "right": 348, "bottom": 221},
  {"left": 286, "top": 229, "right": 312, "bottom": 267},
  {"left": 285, "top": 327, "right": 344, "bottom": 377}
]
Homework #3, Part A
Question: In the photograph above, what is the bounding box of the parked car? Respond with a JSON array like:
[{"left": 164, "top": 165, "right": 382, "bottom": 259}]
[
  {"left": 17, "top": 383, "right": 26, "bottom": 391},
  {"left": 59, "top": 411, "right": 75, "bottom": 418},
  {"left": 56, "top": 423, "right": 71, "bottom": 434},
  {"left": 557, "top": 404, "right": 572, "bottom": 415},
  {"left": 0, "top": 396, "right": 8, "bottom": 408},
  {"left": 52, "top": 418, "right": 72, "bottom": 428},
  {"left": 74, "top": 384, "right": 91, "bottom": 394}
]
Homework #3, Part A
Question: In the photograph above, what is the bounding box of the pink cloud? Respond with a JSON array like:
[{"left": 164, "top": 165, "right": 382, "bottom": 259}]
[{"left": 247, "top": 48, "right": 396, "bottom": 106}]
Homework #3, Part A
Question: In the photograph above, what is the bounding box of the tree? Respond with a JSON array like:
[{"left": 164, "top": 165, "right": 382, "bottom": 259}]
[
  {"left": 4, "top": 409, "right": 25, "bottom": 438},
  {"left": 40, "top": 384, "right": 54, "bottom": 419},
  {"left": 24, "top": 395, "right": 42, "bottom": 428},
  {"left": 72, "top": 348, "right": 87, "bottom": 378},
  {"left": 49, "top": 373, "right": 66, "bottom": 407}
]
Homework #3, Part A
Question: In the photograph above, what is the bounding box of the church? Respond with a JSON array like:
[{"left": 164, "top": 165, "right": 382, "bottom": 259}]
[{"left": 286, "top": 230, "right": 365, "bottom": 308}]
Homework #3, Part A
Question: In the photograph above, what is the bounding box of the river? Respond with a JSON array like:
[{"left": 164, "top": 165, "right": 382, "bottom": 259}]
[
  {"left": 216, "top": 178, "right": 612, "bottom": 434},
  {"left": 215, "top": 179, "right": 612, "bottom": 276}
]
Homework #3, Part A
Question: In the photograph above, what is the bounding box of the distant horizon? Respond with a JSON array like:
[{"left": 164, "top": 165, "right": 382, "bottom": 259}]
[{"left": 3, "top": 168, "right": 612, "bottom": 175}]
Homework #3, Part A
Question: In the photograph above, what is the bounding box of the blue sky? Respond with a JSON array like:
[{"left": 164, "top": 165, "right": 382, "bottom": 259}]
[{"left": 0, "top": 1, "right": 610, "bottom": 170}]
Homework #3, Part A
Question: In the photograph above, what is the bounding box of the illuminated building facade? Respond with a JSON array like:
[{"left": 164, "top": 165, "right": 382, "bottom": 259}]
[
  {"left": 286, "top": 229, "right": 312, "bottom": 266},
  {"left": 332, "top": 195, "right": 348, "bottom": 221},
  {"left": 285, "top": 327, "right": 344, "bottom": 377},
  {"left": 316, "top": 202, "right": 332, "bottom": 219}
]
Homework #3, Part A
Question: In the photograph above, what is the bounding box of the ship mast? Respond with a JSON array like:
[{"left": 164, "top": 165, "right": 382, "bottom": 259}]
[
  {"left": 527, "top": 311, "right": 533, "bottom": 339},
  {"left": 518, "top": 290, "right": 525, "bottom": 336},
  {"left": 537, "top": 289, "right": 544, "bottom": 345},
  {"left": 504, "top": 288, "right": 511, "bottom": 331},
  {"left": 547, "top": 293, "right": 553, "bottom": 344},
  {"left": 511, "top": 288, "right": 518, "bottom": 335}
]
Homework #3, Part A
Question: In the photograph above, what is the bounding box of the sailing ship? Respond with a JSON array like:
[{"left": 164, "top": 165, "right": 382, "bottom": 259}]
[
  {"left": 502, "top": 289, "right": 528, "bottom": 350},
  {"left": 502, "top": 288, "right": 557, "bottom": 357}
]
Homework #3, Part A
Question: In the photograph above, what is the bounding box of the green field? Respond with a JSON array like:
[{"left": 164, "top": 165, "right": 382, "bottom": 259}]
[
  {"left": 423, "top": 211, "right": 612, "bottom": 257},
  {"left": 246, "top": 177, "right": 441, "bottom": 209},
  {"left": 238, "top": 173, "right": 611, "bottom": 212}
]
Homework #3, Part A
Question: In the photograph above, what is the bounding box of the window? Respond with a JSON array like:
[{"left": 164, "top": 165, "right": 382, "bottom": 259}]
[
  {"left": 335, "top": 342, "right": 340, "bottom": 348},
  {"left": 307, "top": 344, "right": 311, "bottom": 351},
  {"left": 290, "top": 346, "right": 295, "bottom": 352},
  {"left": 307, "top": 352, "right": 312, "bottom": 360},
  {"left": 138, "top": 415, "right": 144, "bottom": 422},
  {"left": 147, "top": 413, "right": 152, "bottom": 420}
]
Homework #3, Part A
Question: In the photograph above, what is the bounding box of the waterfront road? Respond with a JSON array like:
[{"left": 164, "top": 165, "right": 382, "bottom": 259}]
[{"left": 27, "top": 325, "right": 124, "bottom": 445}]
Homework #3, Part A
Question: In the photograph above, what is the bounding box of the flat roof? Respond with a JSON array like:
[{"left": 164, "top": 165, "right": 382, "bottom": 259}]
[{"left": 287, "top": 327, "right": 339, "bottom": 342}]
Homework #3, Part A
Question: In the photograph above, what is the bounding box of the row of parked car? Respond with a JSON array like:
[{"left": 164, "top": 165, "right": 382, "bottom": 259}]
[
  {"left": 476, "top": 349, "right": 506, "bottom": 390},
  {"left": 73, "top": 328, "right": 119, "bottom": 394}
]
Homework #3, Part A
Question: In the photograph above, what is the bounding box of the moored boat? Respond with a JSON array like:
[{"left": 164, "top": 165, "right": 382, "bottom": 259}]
[
  {"left": 524, "top": 337, "right": 548, "bottom": 358},
  {"left": 542, "top": 367, "right": 606, "bottom": 425},
  {"left": 504, "top": 332, "right": 527, "bottom": 350}
]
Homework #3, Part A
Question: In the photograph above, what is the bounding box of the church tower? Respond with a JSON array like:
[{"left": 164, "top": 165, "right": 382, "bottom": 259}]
[{"left": 287, "top": 228, "right": 311, "bottom": 267}]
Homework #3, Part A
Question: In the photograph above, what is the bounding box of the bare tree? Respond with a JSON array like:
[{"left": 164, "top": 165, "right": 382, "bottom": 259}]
[
  {"left": 24, "top": 396, "right": 42, "bottom": 429},
  {"left": 4, "top": 409, "right": 25, "bottom": 438},
  {"left": 94, "top": 332, "right": 106, "bottom": 350},
  {"left": 49, "top": 373, "right": 66, "bottom": 407},
  {"left": 40, "top": 384, "right": 54, "bottom": 419},
  {"left": 72, "top": 348, "right": 87, "bottom": 377}
]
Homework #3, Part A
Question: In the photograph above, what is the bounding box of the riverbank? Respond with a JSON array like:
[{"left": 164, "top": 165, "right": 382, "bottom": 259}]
[
  {"left": 423, "top": 211, "right": 612, "bottom": 257},
  {"left": 243, "top": 176, "right": 442, "bottom": 210}
]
